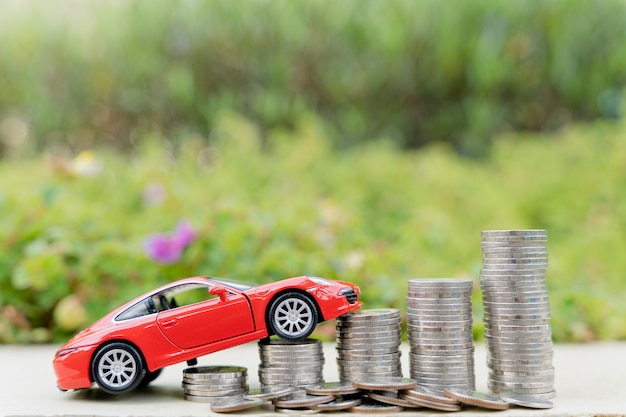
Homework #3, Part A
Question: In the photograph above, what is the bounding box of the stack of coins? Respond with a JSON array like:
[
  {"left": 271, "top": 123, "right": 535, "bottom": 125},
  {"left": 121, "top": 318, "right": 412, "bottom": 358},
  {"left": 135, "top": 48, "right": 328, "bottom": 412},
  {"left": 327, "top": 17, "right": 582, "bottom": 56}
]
[
  {"left": 480, "top": 229, "right": 555, "bottom": 400},
  {"left": 258, "top": 338, "right": 324, "bottom": 388},
  {"left": 182, "top": 366, "right": 248, "bottom": 403},
  {"left": 406, "top": 278, "right": 475, "bottom": 391},
  {"left": 336, "top": 309, "right": 403, "bottom": 382}
]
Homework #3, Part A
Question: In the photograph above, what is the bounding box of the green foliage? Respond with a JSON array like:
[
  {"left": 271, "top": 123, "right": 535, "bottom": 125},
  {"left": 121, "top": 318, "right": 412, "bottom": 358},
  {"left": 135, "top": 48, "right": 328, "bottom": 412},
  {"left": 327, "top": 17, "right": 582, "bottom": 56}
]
[
  {"left": 1, "top": 115, "right": 625, "bottom": 343},
  {"left": 1, "top": 0, "right": 626, "bottom": 156}
]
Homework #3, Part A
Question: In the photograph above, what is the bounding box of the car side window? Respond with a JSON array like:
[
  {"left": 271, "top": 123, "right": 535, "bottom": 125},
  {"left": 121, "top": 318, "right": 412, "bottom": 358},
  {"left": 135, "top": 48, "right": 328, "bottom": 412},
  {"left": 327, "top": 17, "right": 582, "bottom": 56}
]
[
  {"left": 154, "top": 283, "right": 222, "bottom": 312},
  {"left": 116, "top": 298, "right": 155, "bottom": 321}
]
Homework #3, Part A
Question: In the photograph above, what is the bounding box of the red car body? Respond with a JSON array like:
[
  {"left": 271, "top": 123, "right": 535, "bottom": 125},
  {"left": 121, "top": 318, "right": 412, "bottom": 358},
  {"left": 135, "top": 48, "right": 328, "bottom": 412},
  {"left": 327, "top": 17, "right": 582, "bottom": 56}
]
[{"left": 53, "top": 276, "right": 361, "bottom": 393}]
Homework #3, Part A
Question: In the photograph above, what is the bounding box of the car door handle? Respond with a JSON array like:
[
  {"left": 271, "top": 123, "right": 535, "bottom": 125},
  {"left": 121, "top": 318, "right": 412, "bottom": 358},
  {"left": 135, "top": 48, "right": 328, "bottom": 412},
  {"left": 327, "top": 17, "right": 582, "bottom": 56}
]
[{"left": 161, "top": 319, "right": 178, "bottom": 328}]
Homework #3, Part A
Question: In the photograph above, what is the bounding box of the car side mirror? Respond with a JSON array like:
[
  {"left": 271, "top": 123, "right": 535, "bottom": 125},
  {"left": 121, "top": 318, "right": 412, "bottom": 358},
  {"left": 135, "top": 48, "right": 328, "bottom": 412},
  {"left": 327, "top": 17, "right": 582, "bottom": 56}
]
[{"left": 209, "top": 286, "right": 228, "bottom": 302}]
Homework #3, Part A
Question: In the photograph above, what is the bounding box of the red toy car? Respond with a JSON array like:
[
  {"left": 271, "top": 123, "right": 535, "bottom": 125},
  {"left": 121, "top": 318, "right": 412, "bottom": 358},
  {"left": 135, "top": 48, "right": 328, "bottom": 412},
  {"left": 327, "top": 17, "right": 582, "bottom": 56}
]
[{"left": 53, "top": 276, "right": 361, "bottom": 394}]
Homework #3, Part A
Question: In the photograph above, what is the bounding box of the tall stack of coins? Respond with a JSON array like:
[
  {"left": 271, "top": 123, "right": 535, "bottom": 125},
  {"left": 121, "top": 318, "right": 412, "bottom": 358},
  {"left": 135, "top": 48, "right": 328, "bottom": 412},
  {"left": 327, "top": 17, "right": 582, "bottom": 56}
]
[
  {"left": 258, "top": 338, "right": 324, "bottom": 388},
  {"left": 335, "top": 309, "right": 403, "bottom": 382},
  {"left": 182, "top": 366, "right": 248, "bottom": 403},
  {"left": 406, "top": 279, "right": 475, "bottom": 391},
  {"left": 480, "top": 229, "right": 555, "bottom": 400}
]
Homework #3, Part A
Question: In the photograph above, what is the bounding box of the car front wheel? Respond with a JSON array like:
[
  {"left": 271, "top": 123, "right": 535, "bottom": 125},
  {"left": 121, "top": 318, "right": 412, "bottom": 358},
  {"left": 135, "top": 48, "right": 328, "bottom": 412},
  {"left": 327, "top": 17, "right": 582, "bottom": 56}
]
[
  {"left": 268, "top": 292, "right": 318, "bottom": 341},
  {"left": 92, "top": 342, "right": 146, "bottom": 394}
]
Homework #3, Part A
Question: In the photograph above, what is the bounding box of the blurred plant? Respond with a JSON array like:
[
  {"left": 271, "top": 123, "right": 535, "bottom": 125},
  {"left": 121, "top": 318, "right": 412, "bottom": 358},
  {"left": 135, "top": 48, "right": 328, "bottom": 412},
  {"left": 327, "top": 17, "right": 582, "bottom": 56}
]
[
  {"left": 0, "top": 0, "right": 625, "bottom": 156},
  {"left": 0, "top": 117, "right": 625, "bottom": 343}
]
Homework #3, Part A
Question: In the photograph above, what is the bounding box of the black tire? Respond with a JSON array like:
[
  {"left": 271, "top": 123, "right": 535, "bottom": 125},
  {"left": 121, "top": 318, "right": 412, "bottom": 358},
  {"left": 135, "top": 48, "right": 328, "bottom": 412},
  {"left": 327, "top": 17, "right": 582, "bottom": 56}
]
[
  {"left": 92, "top": 342, "right": 146, "bottom": 394},
  {"left": 268, "top": 292, "right": 318, "bottom": 341},
  {"left": 138, "top": 368, "right": 162, "bottom": 388}
]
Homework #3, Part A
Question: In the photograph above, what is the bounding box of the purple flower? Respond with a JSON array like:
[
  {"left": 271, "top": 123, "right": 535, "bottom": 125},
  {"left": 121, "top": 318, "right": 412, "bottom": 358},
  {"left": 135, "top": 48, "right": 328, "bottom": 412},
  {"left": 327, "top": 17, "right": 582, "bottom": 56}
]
[
  {"left": 173, "top": 221, "right": 196, "bottom": 247},
  {"left": 144, "top": 221, "right": 196, "bottom": 264}
]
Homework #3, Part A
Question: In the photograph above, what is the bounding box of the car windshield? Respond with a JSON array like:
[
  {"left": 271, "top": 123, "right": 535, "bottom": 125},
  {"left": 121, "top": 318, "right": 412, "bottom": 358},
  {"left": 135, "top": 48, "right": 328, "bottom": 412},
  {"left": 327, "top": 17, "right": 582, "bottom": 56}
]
[{"left": 209, "top": 277, "right": 257, "bottom": 291}]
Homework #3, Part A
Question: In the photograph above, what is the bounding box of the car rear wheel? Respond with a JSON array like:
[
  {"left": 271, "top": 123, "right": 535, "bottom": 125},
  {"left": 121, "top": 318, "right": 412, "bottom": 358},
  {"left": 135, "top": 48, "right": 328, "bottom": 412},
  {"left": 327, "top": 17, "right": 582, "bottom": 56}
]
[
  {"left": 268, "top": 292, "right": 318, "bottom": 341},
  {"left": 92, "top": 342, "right": 146, "bottom": 394},
  {"left": 138, "top": 368, "right": 162, "bottom": 388}
]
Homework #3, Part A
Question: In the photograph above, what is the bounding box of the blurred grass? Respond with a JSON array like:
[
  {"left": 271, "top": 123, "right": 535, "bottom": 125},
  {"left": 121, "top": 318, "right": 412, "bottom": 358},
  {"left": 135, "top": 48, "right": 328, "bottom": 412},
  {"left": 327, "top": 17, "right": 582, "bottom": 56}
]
[
  {"left": 1, "top": 0, "right": 625, "bottom": 156},
  {"left": 1, "top": 114, "right": 625, "bottom": 343}
]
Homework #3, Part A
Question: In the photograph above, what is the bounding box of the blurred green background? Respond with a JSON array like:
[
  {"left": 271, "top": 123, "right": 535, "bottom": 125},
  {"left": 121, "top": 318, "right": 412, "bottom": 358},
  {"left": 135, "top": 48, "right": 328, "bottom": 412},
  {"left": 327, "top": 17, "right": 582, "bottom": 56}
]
[{"left": 1, "top": 0, "right": 625, "bottom": 343}]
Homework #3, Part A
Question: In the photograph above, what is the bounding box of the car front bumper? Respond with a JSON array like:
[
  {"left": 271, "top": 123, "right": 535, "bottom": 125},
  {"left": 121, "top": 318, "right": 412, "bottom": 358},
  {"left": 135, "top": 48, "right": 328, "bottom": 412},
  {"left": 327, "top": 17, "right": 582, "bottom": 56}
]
[{"left": 53, "top": 345, "right": 95, "bottom": 391}]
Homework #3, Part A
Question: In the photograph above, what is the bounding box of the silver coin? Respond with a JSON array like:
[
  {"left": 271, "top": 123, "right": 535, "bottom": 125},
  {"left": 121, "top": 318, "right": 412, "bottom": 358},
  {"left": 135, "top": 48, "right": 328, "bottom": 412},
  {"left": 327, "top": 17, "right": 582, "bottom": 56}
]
[
  {"left": 481, "top": 229, "right": 547, "bottom": 236},
  {"left": 487, "top": 354, "right": 553, "bottom": 362},
  {"left": 337, "top": 341, "right": 400, "bottom": 350},
  {"left": 337, "top": 346, "right": 401, "bottom": 356},
  {"left": 481, "top": 286, "right": 549, "bottom": 294},
  {"left": 409, "top": 351, "right": 474, "bottom": 359},
  {"left": 443, "top": 388, "right": 509, "bottom": 410},
  {"left": 411, "top": 373, "right": 475, "bottom": 381},
  {"left": 488, "top": 377, "right": 554, "bottom": 387},
  {"left": 480, "top": 236, "right": 547, "bottom": 243},
  {"left": 481, "top": 246, "right": 548, "bottom": 253},
  {"left": 491, "top": 382, "right": 554, "bottom": 392},
  {"left": 260, "top": 345, "right": 324, "bottom": 353},
  {"left": 488, "top": 355, "right": 553, "bottom": 364},
  {"left": 498, "top": 392, "right": 554, "bottom": 408},
  {"left": 245, "top": 385, "right": 298, "bottom": 400},
  {"left": 312, "top": 397, "right": 363, "bottom": 411},
  {"left": 260, "top": 354, "right": 325, "bottom": 362},
  {"left": 352, "top": 377, "right": 417, "bottom": 391},
  {"left": 339, "top": 309, "right": 400, "bottom": 320},
  {"left": 273, "top": 393, "right": 335, "bottom": 408},
  {"left": 406, "top": 319, "right": 472, "bottom": 327},
  {"left": 337, "top": 351, "right": 402, "bottom": 360},
  {"left": 410, "top": 363, "right": 475, "bottom": 371},
  {"left": 483, "top": 296, "right": 550, "bottom": 305},
  {"left": 184, "top": 386, "right": 249, "bottom": 397},
  {"left": 492, "top": 389, "right": 556, "bottom": 400},
  {"left": 488, "top": 373, "right": 554, "bottom": 383},
  {"left": 486, "top": 348, "right": 553, "bottom": 358},
  {"left": 480, "top": 283, "right": 548, "bottom": 292},
  {"left": 348, "top": 400, "right": 405, "bottom": 414},
  {"left": 261, "top": 378, "right": 323, "bottom": 387},
  {"left": 183, "top": 382, "right": 249, "bottom": 392},
  {"left": 260, "top": 354, "right": 322, "bottom": 364},
  {"left": 183, "top": 365, "right": 247, "bottom": 379},
  {"left": 485, "top": 332, "right": 552, "bottom": 342},
  {"left": 484, "top": 319, "right": 551, "bottom": 328},
  {"left": 410, "top": 341, "right": 474, "bottom": 350},
  {"left": 210, "top": 396, "right": 266, "bottom": 412},
  {"left": 406, "top": 289, "right": 473, "bottom": 297},
  {"left": 481, "top": 265, "right": 548, "bottom": 272},
  {"left": 487, "top": 378, "right": 554, "bottom": 389},
  {"left": 184, "top": 393, "right": 222, "bottom": 403},
  {"left": 407, "top": 324, "right": 473, "bottom": 333},
  {"left": 182, "top": 376, "right": 246, "bottom": 385},
  {"left": 487, "top": 356, "right": 553, "bottom": 367},
  {"left": 339, "top": 362, "right": 402, "bottom": 370},
  {"left": 339, "top": 370, "right": 402, "bottom": 380},
  {"left": 336, "top": 330, "right": 401, "bottom": 339},
  {"left": 305, "top": 381, "right": 361, "bottom": 395},
  {"left": 409, "top": 357, "right": 474, "bottom": 366},
  {"left": 480, "top": 271, "right": 547, "bottom": 278}
]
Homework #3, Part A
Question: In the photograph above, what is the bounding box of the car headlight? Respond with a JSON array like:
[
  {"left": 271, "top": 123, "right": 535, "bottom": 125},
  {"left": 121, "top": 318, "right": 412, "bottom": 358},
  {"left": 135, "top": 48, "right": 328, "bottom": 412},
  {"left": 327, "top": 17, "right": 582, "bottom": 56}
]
[{"left": 56, "top": 348, "right": 78, "bottom": 357}]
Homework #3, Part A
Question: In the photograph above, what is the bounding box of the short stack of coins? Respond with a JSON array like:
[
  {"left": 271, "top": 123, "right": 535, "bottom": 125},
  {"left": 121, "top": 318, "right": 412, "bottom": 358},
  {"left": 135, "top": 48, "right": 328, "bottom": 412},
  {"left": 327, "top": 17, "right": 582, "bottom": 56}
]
[
  {"left": 258, "top": 338, "right": 324, "bottom": 388},
  {"left": 480, "top": 229, "right": 555, "bottom": 400},
  {"left": 406, "top": 279, "right": 475, "bottom": 391},
  {"left": 335, "top": 308, "right": 403, "bottom": 382},
  {"left": 182, "top": 365, "right": 248, "bottom": 403}
]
